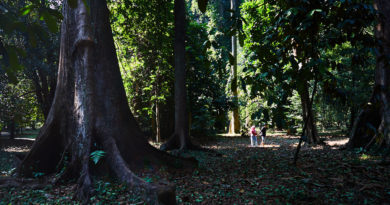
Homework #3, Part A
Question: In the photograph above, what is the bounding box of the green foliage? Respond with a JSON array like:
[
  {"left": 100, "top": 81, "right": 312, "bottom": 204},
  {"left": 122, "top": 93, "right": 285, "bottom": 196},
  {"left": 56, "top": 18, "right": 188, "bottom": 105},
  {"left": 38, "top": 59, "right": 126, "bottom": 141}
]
[
  {"left": 186, "top": 20, "right": 230, "bottom": 136},
  {"left": 109, "top": 0, "right": 231, "bottom": 137},
  {"left": 0, "top": 0, "right": 59, "bottom": 130},
  {"left": 109, "top": 0, "right": 175, "bottom": 137},
  {"left": 240, "top": 0, "right": 376, "bottom": 130},
  {"left": 313, "top": 41, "right": 374, "bottom": 130},
  {"left": 187, "top": 0, "right": 239, "bottom": 133},
  {"left": 0, "top": 0, "right": 62, "bottom": 83},
  {"left": 0, "top": 74, "right": 42, "bottom": 131}
]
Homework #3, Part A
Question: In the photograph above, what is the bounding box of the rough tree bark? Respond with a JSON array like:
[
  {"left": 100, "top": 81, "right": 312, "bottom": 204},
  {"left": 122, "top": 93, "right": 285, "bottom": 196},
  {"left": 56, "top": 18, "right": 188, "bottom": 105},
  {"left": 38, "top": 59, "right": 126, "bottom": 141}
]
[
  {"left": 11, "top": 0, "right": 196, "bottom": 203},
  {"left": 298, "top": 81, "right": 319, "bottom": 144},
  {"left": 160, "top": 0, "right": 195, "bottom": 151},
  {"left": 348, "top": 0, "right": 390, "bottom": 149},
  {"left": 228, "top": 0, "right": 241, "bottom": 134}
]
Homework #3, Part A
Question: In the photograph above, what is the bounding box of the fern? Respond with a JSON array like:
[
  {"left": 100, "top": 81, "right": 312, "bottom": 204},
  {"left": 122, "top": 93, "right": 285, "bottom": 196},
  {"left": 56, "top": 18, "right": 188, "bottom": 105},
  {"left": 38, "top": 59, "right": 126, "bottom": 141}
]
[{"left": 90, "top": 150, "right": 106, "bottom": 164}]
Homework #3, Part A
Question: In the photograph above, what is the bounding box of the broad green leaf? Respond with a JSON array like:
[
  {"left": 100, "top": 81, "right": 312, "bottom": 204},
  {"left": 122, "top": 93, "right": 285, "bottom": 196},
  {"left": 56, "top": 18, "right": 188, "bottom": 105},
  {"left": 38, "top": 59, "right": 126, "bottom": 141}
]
[
  {"left": 309, "top": 9, "right": 322, "bottom": 16},
  {"left": 20, "top": 5, "right": 35, "bottom": 16}
]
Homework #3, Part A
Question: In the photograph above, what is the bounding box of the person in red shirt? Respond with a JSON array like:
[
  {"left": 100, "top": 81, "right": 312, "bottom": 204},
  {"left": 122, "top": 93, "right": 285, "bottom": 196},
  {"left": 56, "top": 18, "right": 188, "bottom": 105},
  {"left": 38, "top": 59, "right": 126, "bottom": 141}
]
[{"left": 249, "top": 125, "right": 258, "bottom": 146}]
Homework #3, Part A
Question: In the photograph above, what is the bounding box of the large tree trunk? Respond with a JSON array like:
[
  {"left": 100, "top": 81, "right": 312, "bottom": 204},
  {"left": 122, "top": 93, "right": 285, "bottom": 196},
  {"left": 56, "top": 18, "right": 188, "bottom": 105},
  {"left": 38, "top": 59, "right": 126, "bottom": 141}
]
[
  {"left": 15, "top": 0, "right": 195, "bottom": 203},
  {"left": 348, "top": 0, "right": 390, "bottom": 149},
  {"left": 228, "top": 0, "right": 241, "bottom": 134},
  {"left": 299, "top": 81, "right": 319, "bottom": 144},
  {"left": 160, "top": 0, "right": 195, "bottom": 151}
]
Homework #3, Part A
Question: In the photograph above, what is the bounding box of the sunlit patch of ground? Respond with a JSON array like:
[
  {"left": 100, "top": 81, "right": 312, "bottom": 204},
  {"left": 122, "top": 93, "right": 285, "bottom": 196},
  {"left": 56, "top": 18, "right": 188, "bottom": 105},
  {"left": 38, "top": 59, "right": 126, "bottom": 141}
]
[
  {"left": 307, "top": 145, "right": 324, "bottom": 150},
  {"left": 0, "top": 139, "right": 34, "bottom": 153},
  {"left": 12, "top": 137, "right": 35, "bottom": 141},
  {"left": 2, "top": 146, "right": 30, "bottom": 153},
  {"left": 148, "top": 140, "right": 162, "bottom": 149},
  {"left": 325, "top": 138, "right": 349, "bottom": 146},
  {"left": 247, "top": 144, "right": 281, "bottom": 148},
  {"left": 217, "top": 133, "right": 241, "bottom": 137}
]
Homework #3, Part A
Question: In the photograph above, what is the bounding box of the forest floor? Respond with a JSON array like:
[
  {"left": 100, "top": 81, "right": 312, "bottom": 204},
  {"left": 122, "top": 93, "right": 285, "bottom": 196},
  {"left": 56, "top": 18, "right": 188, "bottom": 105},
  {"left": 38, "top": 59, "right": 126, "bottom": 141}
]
[{"left": 0, "top": 131, "right": 390, "bottom": 204}]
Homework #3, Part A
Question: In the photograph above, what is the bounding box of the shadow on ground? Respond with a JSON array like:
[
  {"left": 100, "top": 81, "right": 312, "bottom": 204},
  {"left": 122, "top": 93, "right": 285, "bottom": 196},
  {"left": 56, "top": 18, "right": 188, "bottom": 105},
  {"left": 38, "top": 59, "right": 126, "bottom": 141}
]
[{"left": 0, "top": 133, "right": 389, "bottom": 204}]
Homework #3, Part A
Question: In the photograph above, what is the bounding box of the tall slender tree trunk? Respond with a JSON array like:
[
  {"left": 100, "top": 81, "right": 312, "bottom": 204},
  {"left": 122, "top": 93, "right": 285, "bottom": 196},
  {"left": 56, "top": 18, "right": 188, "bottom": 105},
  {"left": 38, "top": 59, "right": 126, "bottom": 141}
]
[
  {"left": 13, "top": 0, "right": 195, "bottom": 203},
  {"left": 32, "top": 69, "right": 56, "bottom": 119},
  {"left": 155, "top": 74, "right": 161, "bottom": 143},
  {"left": 9, "top": 120, "right": 15, "bottom": 139},
  {"left": 156, "top": 102, "right": 161, "bottom": 143},
  {"left": 228, "top": 0, "right": 240, "bottom": 134},
  {"left": 31, "top": 47, "right": 57, "bottom": 119},
  {"left": 292, "top": 45, "right": 319, "bottom": 144},
  {"left": 348, "top": 0, "right": 390, "bottom": 149},
  {"left": 160, "top": 0, "right": 195, "bottom": 151},
  {"left": 349, "top": 73, "right": 356, "bottom": 131},
  {"left": 298, "top": 81, "right": 319, "bottom": 144}
]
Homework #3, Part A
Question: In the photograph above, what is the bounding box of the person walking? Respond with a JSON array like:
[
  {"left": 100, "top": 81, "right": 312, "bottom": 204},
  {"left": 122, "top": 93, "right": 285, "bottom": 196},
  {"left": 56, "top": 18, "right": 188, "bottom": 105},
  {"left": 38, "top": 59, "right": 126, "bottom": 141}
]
[
  {"left": 249, "top": 125, "right": 258, "bottom": 147},
  {"left": 260, "top": 124, "right": 267, "bottom": 147}
]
